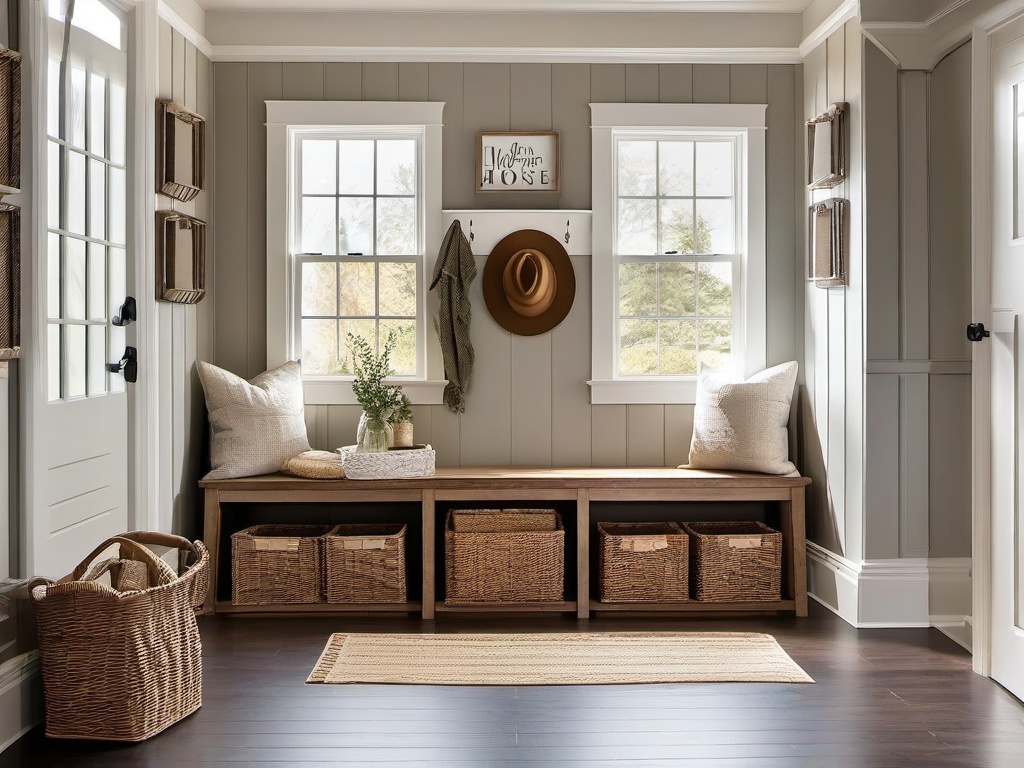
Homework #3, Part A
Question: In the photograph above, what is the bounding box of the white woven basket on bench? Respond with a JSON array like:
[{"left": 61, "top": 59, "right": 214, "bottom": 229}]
[{"left": 338, "top": 445, "right": 436, "bottom": 480}]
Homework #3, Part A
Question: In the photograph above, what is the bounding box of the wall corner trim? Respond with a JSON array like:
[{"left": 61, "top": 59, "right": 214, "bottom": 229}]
[{"left": 157, "top": 0, "right": 214, "bottom": 60}]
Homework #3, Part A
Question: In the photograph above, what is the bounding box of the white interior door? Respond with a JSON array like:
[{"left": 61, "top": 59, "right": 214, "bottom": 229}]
[
  {"left": 26, "top": 0, "right": 132, "bottom": 578},
  {"left": 987, "top": 15, "right": 1024, "bottom": 702}
]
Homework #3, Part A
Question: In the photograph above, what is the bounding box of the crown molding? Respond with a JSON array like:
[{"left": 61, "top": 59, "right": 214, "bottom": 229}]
[
  {"left": 207, "top": 44, "right": 803, "bottom": 64},
  {"left": 798, "top": 0, "right": 858, "bottom": 57},
  {"left": 158, "top": 0, "right": 215, "bottom": 59}
]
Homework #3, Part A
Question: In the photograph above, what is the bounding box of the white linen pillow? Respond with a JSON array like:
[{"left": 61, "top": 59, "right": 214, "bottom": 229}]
[
  {"left": 198, "top": 360, "right": 311, "bottom": 480},
  {"left": 685, "top": 361, "right": 798, "bottom": 475}
]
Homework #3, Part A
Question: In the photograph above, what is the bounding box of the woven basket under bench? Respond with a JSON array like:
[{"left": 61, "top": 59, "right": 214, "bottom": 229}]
[
  {"left": 683, "top": 521, "right": 782, "bottom": 602},
  {"left": 445, "top": 509, "right": 564, "bottom": 604},
  {"left": 325, "top": 524, "right": 407, "bottom": 604},
  {"left": 231, "top": 524, "right": 331, "bottom": 605},
  {"left": 598, "top": 521, "right": 689, "bottom": 603}
]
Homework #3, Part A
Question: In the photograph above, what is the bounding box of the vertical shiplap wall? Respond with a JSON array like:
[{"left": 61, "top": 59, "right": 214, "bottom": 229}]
[
  {"left": 211, "top": 62, "right": 801, "bottom": 467},
  {"left": 157, "top": 21, "right": 213, "bottom": 536}
]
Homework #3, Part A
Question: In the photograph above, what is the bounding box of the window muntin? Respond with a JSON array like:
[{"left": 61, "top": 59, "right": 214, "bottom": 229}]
[
  {"left": 292, "top": 133, "right": 422, "bottom": 377},
  {"left": 614, "top": 134, "right": 741, "bottom": 378}
]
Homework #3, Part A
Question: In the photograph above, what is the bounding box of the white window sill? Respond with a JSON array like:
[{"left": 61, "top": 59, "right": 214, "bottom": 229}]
[
  {"left": 303, "top": 378, "right": 448, "bottom": 406},
  {"left": 588, "top": 379, "right": 698, "bottom": 405}
]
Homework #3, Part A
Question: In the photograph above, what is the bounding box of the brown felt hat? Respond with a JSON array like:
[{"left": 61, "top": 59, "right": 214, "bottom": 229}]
[{"left": 482, "top": 229, "right": 576, "bottom": 336}]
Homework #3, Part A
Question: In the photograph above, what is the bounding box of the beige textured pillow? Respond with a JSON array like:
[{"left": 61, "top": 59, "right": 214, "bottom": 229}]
[
  {"left": 281, "top": 450, "right": 346, "bottom": 480},
  {"left": 686, "top": 361, "right": 798, "bottom": 475},
  {"left": 198, "top": 360, "right": 311, "bottom": 480}
]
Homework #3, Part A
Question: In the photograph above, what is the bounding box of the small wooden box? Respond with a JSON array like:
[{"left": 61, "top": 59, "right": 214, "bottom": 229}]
[
  {"left": 159, "top": 99, "right": 205, "bottom": 202},
  {"left": 157, "top": 211, "right": 206, "bottom": 304}
]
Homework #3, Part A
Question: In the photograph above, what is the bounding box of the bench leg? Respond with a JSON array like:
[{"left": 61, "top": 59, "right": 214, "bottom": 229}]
[{"left": 202, "top": 489, "right": 221, "bottom": 615}]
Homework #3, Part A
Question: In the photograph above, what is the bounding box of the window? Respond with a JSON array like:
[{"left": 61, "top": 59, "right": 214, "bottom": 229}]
[
  {"left": 266, "top": 102, "right": 446, "bottom": 405},
  {"left": 46, "top": 0, "right": 129, "bottom": 401},
  {"left": 590, "top": 104, "right": 767, "bottom": 404}
]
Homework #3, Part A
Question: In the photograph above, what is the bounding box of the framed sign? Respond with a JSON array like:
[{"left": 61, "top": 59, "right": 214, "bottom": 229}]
[{"left": 477, "top": 131, "right": 559, "bottom": 192}]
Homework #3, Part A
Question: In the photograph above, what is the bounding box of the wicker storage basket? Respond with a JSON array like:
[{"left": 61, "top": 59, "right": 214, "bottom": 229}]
[
  {"left": 30, "top": 531, "right": 208, "bottom": 742},
  {"left": 683, "top": 521, "right": 782, "bottom": 602},
  {"left": 325, "top": 524, "right": 407, "bottom": 604},
  {"left": 445, "top": 509, "right": 564, "bottom": 604},
  {"left": 231, "top": 524, "right": 331, "bottom": 605},
  {"left": 339, "top": 444, "right": 435, "bottom": 480},
  {"left": 598, "top": 522, "right": 689, "bottom": 603}
]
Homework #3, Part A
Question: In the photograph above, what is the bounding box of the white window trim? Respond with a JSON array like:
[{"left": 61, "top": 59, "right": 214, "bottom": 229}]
[
  {"left": 266, "top": 100, "right": 447, "bottom": 405},
  {"left": 588, "top": 102, "right": 767, "bottom": 405}
]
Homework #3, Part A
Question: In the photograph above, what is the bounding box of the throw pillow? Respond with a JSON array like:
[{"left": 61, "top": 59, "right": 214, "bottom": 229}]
[
  {"left": 686, "top": 361, "right": 798, "bottom": 475},
  {"left": 198, "top": 360, "right": 311, "bottom": 480},
  {"left": 281, "top": 450, "right": 346, "bottom": 480}
]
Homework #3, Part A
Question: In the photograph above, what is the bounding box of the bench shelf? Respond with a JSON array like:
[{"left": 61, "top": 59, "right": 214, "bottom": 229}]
[{"left": 200, "top": 467, "right": 810, "bottom": 619}]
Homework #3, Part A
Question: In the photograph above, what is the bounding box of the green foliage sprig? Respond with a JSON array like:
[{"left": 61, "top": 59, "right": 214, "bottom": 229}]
[
  {"left": 392, "top": 393, "right": 413, "bottom": 424},
  {"left": 347, "top": 332, "right": 403, "bottom": 421}
]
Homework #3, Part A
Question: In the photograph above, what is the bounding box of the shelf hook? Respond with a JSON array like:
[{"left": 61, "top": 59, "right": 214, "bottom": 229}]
[
  {"left": 565, "top": 219, "right": 571, "bottom": 244},
  {"left": 469, "top": 219, "right": 474, "bottom": 243}
]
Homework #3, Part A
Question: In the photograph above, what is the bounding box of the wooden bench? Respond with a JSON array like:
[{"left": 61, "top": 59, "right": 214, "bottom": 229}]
[{"left": 200, "top": 467, "right": 810, "bottom": 619}]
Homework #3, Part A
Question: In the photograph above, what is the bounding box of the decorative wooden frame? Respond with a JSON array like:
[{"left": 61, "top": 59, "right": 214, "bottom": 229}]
[
  {"left": 0, "top": 202, "right": 19, "bottom": 359},
  {"left": 157, "top": 211, "right": 206, "bottom": 304},
  {"left": 158, "top": 99, "right": 205, "bottom": 202},
  {"left": 806, "top": 102, "right": 846, "bottom": 189},
  {"left": 477, "top": 130, "right": 559, "bottom": 192},
  {"left": 0, "top": 48, "right": 21, "bottom": 193},
  {"left": 808, "top": 198, "right": 848, "bottom": 288}
]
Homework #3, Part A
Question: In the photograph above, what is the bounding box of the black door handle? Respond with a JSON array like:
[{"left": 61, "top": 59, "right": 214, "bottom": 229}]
[
  {"left": 112, "top": 296, "right": 136, "bottom": 326},
  {"left": 966, "top": 323, "right": 990, "bottom": 342},
  {"left": 106, "top": 346, "right": 138, "bottom": 383}
]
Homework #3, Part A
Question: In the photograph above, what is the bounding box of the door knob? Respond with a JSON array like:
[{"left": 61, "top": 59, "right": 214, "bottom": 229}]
[
  {"left": 106, "top": 346, "right": 138, "bottom": 383},
  {"left": 966, "top": 323, "right": 991, "bottom": 342}
]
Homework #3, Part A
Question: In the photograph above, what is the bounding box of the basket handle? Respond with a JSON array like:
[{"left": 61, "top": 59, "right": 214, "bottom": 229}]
[
  {"left": 117, "top": 530, "right": 204, "bottom": 572},
  {"left": 69, "top": 536, "right": 177, "bottom": 586}
]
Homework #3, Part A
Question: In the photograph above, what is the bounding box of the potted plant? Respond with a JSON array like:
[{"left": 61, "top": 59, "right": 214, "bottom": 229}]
[
  {"left": 348, "top": 332, "right": 403, "bottom": 453},
  {"left": 390, "top": 394, "right": 414, "bottom": 448}
]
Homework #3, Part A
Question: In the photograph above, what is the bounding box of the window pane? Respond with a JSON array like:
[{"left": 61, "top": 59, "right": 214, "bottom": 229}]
[
  {"left": 301, "top": 261, "right": 338, "bottom": 316},
  {"left": 89, "top": 159, "right": 106, "bottom": 240},
  {"left": 89, "top": 73, "right": 106, "bottom": 156},
  {"left": 698, "top": 318, "right": 732, "bottom": 370},
  {"left": 661, "top": 320, "right": 698, "bottom": 375},
  {"left": 379, "top": 262, "right": 417, "bottom": 317},
  {"left": 618, "top": 141, "right": 656, "bottom": 196},
  {"left": 109, "top": 82, "right": 126, "bottom": 165},
  {"left": 301, "top": 319, "right": 341, "bottom": 376},
  {"left": 660, "top": 262, "right": 697, "bottom": 317},
  {"left": 70, "top": 67, "right": 86, "bottom": 149},
  {"left": 66, "top": 324, "right": 86, "bottom": 399},
  {"left": 338, "top": 140, "right": 374, "bottom": 195},
  {"left": 379, "top": 319, "right": 416, "bottom": 375},
  {"left": 376, "top": 197, "right": 416, "bottom": 255},
  {"left": 68, "top": 0, "right": 123, "bottom": 50},
  {"left": 87, "top": 325, "right": 106, "bottom": 396},
  {"left": 48, "top": 142, "right": 60, "bottom": 228},
  {"left": 88, "top": 243, "right": 106, "bottom": 320},
  {"left": 618, "top": 263, "right": 657, "bottom": 318},
  {"left": 65, "top": 238, "right": 86, "bottom": 320},
  {"left": 47, "top": 234, "right": 60, "bottom": 319},
  {"left": 660, "top": 199, "right": 694, "bottom": 254},
  {"left": 695, "top": 141, "right": 733, "bottom": 196},
  {"left": 340, "top": 318, "right": 377, "bottom": 365},
  {"left": 47, "top": 60, "right": 60, "bottom": 138},
  {"left": 698, "top": 262, "right": 732, "bottom": 317},
  {"left": 109, "top": 167, "right": 126, "bottom": 245},
  {"left": 302, "top": 140, "right": 336, "bottom": 195},
  {"left": 67, "top": 150, "right": 86, "bottom": 235},
  {"left": 48, "top": 324, "right": 61, "bottom": 401},
  {"left": 619, "top": 319, "right": 658, "bottom": 375},
  {"left": 338, "top": 198, "right": 373, "bottom": 255},
  {"left": 301, "top": 197, "right": 336, "bottom": 255},
  {"left": 377, "top": 140, "right": 416, "bottom": 195},
  {"left": 659, "top": 141, "right": 694, "bottom": 196},
  {"left": 695, "top": 199, "right": 735, "bottom": 254},
  {"left": 338, "top": 261, "right": 376, "bottom": 316},
  {"left": 617, "top": 198, "right": 656, "bottom": 255}
]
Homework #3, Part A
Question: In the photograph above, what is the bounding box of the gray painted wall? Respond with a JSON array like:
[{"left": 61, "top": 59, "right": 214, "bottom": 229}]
[
  {"left": 157, "top": 20, "right": 213, "bottom": 537},
  {"left": 210, "top": 61, "right": 802, "bottom": 467}
]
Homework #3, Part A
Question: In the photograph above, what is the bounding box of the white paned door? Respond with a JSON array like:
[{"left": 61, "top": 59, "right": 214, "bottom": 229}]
[
  {"left": 987, "top": 15, "right": 1024, "bottom": 702},
  {"left": 27, "top": 1, "right": 132, "bottom": 578}
]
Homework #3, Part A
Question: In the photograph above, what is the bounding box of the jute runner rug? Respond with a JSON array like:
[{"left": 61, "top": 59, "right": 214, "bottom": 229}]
[{"left": 307, "top": 632, "right": 813, "bottom": 685}]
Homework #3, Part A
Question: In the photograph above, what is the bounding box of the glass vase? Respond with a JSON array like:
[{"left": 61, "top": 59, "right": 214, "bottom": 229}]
[{"left": 356, "top": 412, "right": 393, "bottom": 453}]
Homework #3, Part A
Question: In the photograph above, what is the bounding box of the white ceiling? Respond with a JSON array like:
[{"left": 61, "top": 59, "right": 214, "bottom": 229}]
[{"left": 198, "top": 1, "right": 814, "bottom": 12}]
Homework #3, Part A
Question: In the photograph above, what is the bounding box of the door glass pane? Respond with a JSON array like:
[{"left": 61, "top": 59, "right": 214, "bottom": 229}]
[
  {"left": 108, "top": 247, "right": 126, "bottom": 317},
  {"left": 65, "top": 324, "right": 86, "bottom": 399},
  {"left": 67, "top": 150, "right": 86, "bottom": 235},
  {"left": 88, "top": 72, "right": 105, "bottom": 156},
  {"left": 108, "top": 167, "right": 126, "bottom": 245},
  {"left": 65, "top": 238, "right": 86, "bottom": 320},
  {"left": 109, "top": 322, "right": 125, "bottom": 394},
  {"left": 47, "top": 142, "right": 60, "bottom": 227},
  {"left": 70, "top": 67, "right": 86, "bottom": 149},
  {"left": 87, "top": 325, "right": 106, "bottom": 395},
  {"left": 109, "top": 82, "right": 126, "bottom": 165},
  {"left": 88, "top": 159, "right": 105, "bottom": 239},
  {"left": 47, "top": 59, "right": 60, "bottom": 138},
  {"left": 47, "top": 234, "right": 61, "bottom": 319},
  {"left": 48, "top": 324, "right": 61, "bottom": 401},
  {"left": 88, "top": 243, "right": 106, "bottom": 320}
]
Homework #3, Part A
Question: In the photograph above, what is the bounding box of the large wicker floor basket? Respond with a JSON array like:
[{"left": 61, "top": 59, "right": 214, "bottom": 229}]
[
  {"left": 445, "top": 509, "right": 564, "bottom": 604},
  {"left": 231, "top": 524, "right": 331, "bottom": 604},
  {"left": 325, "top": 524, "right": 407, "bottom": 604},
  {"left": 598, "top": 522, "right": 689, "bottom": 603},
  {"left": 683, "top": 521, "right": 782, "bottom": 602},
  {"left": 30, "top": 531, "right": 208, "bottom": 742}
]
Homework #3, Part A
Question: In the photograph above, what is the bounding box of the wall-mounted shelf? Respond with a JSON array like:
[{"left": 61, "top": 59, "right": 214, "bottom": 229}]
[{"left": 442, "top": 209, "right": 592, "bottom": 257}]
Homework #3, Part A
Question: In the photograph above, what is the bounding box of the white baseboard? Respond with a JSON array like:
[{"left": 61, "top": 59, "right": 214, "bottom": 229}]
[
  {"left": 807, "top": 544, "right": 973, "bottom": 641},
  {"left": 0, "top": 651, "right": 42, "bottom": 753}
]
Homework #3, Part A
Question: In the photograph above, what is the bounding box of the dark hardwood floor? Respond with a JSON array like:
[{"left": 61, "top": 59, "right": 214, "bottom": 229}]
[{"left": 3, "top": 604, "right": 1023, "bottom": 767}]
